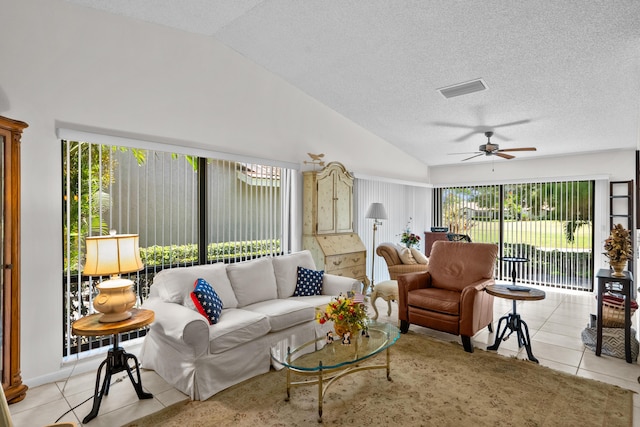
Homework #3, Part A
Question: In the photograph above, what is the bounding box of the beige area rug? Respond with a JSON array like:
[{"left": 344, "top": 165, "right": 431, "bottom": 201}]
[{"left": 127, "top": 332, "right": 632, "bottom": 427}]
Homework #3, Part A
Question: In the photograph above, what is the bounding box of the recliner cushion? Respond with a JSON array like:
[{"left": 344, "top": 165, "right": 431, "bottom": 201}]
[
  {"left": 428, "top": 241, "right": 497, "bottom": 292},
  {"left": 408, "top": 288, "right": 461, "bottom": 316}
]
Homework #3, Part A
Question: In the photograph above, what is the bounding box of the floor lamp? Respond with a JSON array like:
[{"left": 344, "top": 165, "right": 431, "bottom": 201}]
[{"left": 365, "top": 203, "right": 388, "bottom": 294}]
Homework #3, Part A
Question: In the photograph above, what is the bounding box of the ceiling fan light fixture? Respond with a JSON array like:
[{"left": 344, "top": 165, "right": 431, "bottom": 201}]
[{"left": 438, "top": 78, "right": 487, "bottom": 99}]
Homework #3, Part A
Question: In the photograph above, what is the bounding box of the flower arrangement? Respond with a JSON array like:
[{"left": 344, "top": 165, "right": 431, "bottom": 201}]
[
  {"left": 400, "top": 218, "right": 421, "bottom": 248},
  {"left": 604, "top": 224, "right": 633, "bottom": 263},
  {"left": 315, "top": 292, "right": 368, "bottom": 331}
]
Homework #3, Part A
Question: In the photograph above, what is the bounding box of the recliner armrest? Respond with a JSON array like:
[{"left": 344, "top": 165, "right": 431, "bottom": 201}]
[
  {"left": 459, "top": 278, "right": 495, "bottom": 336},
  {"left": 397, "top": 271, "right": 432, "bottom": 321}
]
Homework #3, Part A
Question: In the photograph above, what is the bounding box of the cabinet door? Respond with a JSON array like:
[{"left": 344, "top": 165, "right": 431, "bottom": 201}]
[
  {"left": 316, "top": 170, "right": 336, "bottom": 234},
  {"left": 334, "top": 172, "right": 353, "bottom": 233}
]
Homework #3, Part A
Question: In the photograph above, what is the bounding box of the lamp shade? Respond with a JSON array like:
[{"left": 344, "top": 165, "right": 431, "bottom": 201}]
[
  {"left": 84, "top": 233, "right": 144, "bottom": 276},
  {"left": 365, "top": 203, "right": 388, "bottom": 220}
]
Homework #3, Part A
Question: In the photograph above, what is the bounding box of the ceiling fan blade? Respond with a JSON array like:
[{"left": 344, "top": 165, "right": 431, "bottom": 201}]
[
  {"left": 453, "top": 131, "right": 478, "bottom": 142},
  {"left": 494, "top": 152, "right": 515, "bottom": 160},
  {"left": 491, "top": 119, "right": 531, "bottom": 129},
  {"left": 431, "top": 121, "right": 476, "bottom": 129},
  {"left": 448, "top": 151, "right": 480, "bottom": 155},
  {"left": 461, "top": 153, "right": 484, "bottom": 161},
  {"left": 497, "top": 147, "right": 537, "bottom": 152}
]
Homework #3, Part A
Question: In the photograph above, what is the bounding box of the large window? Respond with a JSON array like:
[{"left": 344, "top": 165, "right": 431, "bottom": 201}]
[
  {"left": 62, "top": 140, "right": 292, "bottom": 357},
  {"left": 433, "top": 181, "right": 594, "bottom": 290}
]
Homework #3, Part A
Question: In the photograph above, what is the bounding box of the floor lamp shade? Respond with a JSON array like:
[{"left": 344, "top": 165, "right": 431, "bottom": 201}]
[
  {"left": 365, "top": 203, "right": 388, "bottom": 221},
  {"left": 84, "top": 233, "right": 143, "bottom": 322}
]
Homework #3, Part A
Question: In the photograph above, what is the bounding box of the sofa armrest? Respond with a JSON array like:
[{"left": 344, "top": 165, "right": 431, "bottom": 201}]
[
  {"left": 321, "top": 273, "right": 361, "bottom": 296},
  {"left": 397, "top": 271, "right": 431, "bottom": 321},
  {"left": 142, "top": 297, "right": 210, "bottom": 358}
]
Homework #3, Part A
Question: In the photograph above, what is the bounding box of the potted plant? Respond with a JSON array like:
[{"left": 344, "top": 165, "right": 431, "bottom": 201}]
[
  {"left": 603, "top": 223, "right": 633, "bottom": 277},
  {"left": 315, "top": 293, "right": 368, "bottom": 339},
  {"left": 400, "top": 218, "right": 421, "bottom": 248}
]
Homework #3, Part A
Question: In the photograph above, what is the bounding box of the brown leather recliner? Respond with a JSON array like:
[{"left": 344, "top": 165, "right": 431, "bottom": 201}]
[
  {"left": 376, "top": 242, "right": 429, "bottom": 280},
  {"left": 398, "top": 241, "right": 498, "bottom": 353}
]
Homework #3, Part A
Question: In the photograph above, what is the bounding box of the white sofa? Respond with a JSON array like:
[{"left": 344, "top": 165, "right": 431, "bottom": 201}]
[{"left": 139, "top": 250, "right": 360, "bottom": 400}]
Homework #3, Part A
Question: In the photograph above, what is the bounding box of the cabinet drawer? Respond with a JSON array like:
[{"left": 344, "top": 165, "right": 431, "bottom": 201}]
[
  {"left": 326, "top": 252, "right": 365, "bottom": 270},
  {"left": 326, "top": 264, "right": 366, "bottom": 279}
]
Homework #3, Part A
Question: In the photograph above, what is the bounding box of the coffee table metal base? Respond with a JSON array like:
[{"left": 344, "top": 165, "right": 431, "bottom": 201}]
[{"left": 284, "top": 346, "right": 392, "bottom": 423}]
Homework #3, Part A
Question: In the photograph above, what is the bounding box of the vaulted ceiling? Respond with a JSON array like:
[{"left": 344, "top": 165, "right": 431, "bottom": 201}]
[{"left": 65, "top": 0, "right": 640, "bottom": 167}]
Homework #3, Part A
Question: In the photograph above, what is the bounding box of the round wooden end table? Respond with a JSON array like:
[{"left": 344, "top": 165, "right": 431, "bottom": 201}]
[
  {"left": 72, "top": 308, "right": 154, "bottom": 423},
  {"left": 485, "top": 284, "right": 545, "bottom": 363}
]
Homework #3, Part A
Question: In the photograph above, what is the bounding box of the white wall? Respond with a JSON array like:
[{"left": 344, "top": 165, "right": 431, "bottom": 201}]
[{"left": 0, "top": 0, "right": 635, "bottom": 389}]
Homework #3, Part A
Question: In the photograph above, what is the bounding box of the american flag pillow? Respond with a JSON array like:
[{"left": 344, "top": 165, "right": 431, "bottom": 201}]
[
  {"left": 190, "top": 278, "right": 224, "bottom": 325},
  {"left": 293, "top": 266, "right": 324, "bottom": 296}
]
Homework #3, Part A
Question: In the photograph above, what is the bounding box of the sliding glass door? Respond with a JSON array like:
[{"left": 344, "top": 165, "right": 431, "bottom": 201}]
[{"left": 434, "top": 180, "right": 594, "bottom": 291}]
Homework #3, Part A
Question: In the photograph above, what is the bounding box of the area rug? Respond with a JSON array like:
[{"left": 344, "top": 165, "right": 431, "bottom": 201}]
[{"left": 126, "top": 332, "right": 633, "bottom": 426}]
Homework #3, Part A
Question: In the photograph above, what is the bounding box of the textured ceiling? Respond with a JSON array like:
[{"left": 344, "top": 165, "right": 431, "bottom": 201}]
[{"left": 65, "top": 0, "right": 640, "bottom": 167}]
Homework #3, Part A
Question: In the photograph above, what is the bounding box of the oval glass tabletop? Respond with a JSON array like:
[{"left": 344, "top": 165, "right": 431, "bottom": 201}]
[{"left": 271, "top": 321, "right": 400, "bottom": 372}]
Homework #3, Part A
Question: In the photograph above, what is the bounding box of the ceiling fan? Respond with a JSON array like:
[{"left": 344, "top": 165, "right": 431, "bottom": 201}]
[{"left": 451, "top": 131, "right": 537, "bottom": 161}]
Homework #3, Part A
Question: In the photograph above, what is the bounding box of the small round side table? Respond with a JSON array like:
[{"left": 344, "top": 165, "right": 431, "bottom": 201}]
[
  {"left": 485, "top": 284, "right": 545, "bottom": 362},
  {"left": 72, "top": 308, "right": 154, "bottom": 423}
]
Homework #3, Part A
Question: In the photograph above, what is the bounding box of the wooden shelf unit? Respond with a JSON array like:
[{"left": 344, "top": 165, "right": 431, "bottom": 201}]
[{"left": 609, "top": 180, "right": 634, "bottom": 278}]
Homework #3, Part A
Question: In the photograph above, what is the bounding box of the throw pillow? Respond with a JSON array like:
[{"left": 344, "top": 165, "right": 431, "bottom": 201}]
[
  {"left": 189, "top": 278, "right": 223, "bottom": 325},
  {"left": 397, "top": 247, "right": 418, "bottom": 265},
  {"left": 410, "top": 248, "right": 429, "bottom": 265},
  {"left": 293, "top": 266, "right": 324, "bottom": 296}
]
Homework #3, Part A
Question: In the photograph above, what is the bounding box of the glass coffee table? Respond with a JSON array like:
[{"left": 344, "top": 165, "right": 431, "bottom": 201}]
[{"left": 270, "top": 321, "right": 400, "bottom": 422}]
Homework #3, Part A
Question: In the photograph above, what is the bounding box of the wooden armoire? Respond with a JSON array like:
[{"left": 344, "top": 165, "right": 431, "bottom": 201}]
[
  {"left": 302, "top": 162, "right": 368, "bottom": 290},
  {"left": 0, "top": 116, "right": 28, "bottom": 403}
]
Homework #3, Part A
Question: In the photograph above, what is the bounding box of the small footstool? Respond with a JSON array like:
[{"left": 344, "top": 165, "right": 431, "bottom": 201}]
[{"left": 370, "top": 280, "right": 399, "bottom": 320}]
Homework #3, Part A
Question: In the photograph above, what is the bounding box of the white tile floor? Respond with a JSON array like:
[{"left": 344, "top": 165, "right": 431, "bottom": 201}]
[{"left": 9, "top": 286, "right": 640, "bottom": 427}]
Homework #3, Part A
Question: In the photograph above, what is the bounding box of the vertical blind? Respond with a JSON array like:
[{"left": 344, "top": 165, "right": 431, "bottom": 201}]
[
  {"left": 62, "top": 140, "right": 293, "bottom": 358},
  {"left": 354, "top": 178, "right": 431, "bottom": 285},
  {"left": 433, "top": 180, "right": 595, "bottom": 290}
]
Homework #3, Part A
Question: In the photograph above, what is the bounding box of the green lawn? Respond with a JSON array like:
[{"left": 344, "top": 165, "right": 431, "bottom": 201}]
[{"left": 464, "top": 220, "right": 592, "bottom": 250}]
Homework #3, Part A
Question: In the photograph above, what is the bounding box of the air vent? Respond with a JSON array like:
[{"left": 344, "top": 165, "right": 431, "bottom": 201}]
[{"left": 438, "top": 79, "right": 487, "bottom": 99}]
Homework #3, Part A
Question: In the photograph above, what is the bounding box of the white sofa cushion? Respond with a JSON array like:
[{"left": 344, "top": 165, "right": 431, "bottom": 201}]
[
  {"left": 290, "top": 295, "right": 338, "bottom": 310},
  {"left": 209, "top": 308, "right": 271, "bottom": 354},
  {"left": 244, "top": 299, "right": 315, "bottom": 332},
  {"left": 272, "top": 250, "right": 317, "bottom": 298},
  {"left": 152, "top": 263, "right": 238, "bottom": 308},
  {"left": 227, "top": 257, "right": 278, "bottom": 307}
]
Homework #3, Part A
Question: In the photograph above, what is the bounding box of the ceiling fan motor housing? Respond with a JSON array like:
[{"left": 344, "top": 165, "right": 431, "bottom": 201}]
[{"left": 479, "top": 143, "right": 499, "bottom": 154}]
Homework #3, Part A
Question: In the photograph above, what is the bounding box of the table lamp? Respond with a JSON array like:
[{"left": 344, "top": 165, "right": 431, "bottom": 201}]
[
  {"left": 365, "top": 203, "right": 388, "bottom": 294},
  {"left": 83, "top": 230, "right": 144, "bottom": 322}
]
